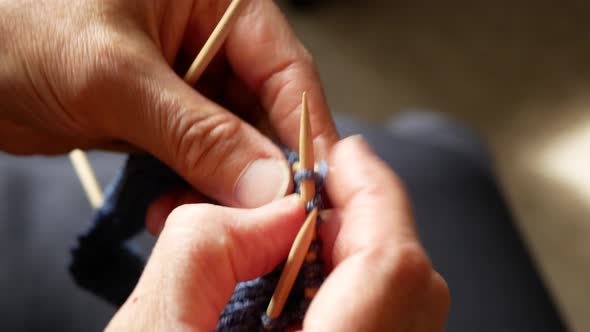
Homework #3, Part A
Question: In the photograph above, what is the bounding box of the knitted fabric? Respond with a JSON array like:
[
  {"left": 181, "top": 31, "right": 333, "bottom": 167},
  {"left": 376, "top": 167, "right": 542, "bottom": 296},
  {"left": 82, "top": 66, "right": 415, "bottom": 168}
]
[{"left": 69, "top": 152, "right": 327, "bottom": 330}]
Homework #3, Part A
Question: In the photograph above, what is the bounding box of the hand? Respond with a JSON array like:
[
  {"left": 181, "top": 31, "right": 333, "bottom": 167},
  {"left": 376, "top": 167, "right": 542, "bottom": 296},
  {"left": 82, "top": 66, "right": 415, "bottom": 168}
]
[
  {"left": 108, "top": 136, "right": 450, "bottom": 331},
  {"left": 305, "top": 136, "right": 450, "bottom": 331},
  {"left": 0, "top": 0, "right": 339, "bottom": 207}
]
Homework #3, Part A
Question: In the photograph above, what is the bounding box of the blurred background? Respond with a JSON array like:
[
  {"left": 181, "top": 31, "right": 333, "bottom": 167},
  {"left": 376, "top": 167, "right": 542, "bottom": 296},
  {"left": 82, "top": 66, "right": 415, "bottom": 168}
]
[
  {"left": 1, "top": 0, "right": 589, "bottom": 331},
  {"left": 280, "top": 0, "right": 590, "bottom": 331}
]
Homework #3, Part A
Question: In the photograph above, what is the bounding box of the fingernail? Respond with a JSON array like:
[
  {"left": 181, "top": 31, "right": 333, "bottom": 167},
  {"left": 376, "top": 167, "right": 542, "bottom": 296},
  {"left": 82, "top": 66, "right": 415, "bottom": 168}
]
[{"left": 234, "top": 159, "right": 291, "bottom": 208}]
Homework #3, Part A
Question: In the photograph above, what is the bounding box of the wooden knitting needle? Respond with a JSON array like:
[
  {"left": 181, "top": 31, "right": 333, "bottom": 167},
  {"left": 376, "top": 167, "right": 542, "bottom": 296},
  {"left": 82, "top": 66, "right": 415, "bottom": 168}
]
[
  {"left": 266, "top": 207, "right": 318, "bottom": 319},
  {"left": 69, "top": 149, "right": 104, "bottom": 209},
  {"left": 184, "top": 0, "right": 246, "bottom": 85},
  {"left": 266, "top": 92, "right": 318, "bottom": 319},
  {"left": 70, "top": 0, "right": 246, "bottom": 209},
  {"left": 298, "top": 92, "right": 316, "bottom": 202}
]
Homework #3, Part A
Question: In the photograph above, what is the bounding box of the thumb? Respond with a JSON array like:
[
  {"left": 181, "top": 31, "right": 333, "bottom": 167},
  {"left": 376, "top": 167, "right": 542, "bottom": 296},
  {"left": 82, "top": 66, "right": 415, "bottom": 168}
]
[
  {"left": 108, "top": 59, "right": 291, "bottom": 208},
  {"left": 108, "top": 195, "right": 305, "bottom": 331}
]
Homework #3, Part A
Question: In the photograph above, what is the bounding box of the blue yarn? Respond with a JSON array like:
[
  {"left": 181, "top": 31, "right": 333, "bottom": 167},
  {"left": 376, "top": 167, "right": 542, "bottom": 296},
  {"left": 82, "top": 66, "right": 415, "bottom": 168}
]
[
  {"left": 69, "top": 151, "right": 327, "bottom": 330},
  {"left": 293, "top": 161, "right": 327, "bottom": 213}
]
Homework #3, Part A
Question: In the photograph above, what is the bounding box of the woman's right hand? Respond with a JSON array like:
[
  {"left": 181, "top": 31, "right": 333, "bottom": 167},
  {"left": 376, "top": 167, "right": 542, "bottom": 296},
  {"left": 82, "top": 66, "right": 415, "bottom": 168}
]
[{"left": 303, "top": 136, "right": 450, "bottom": 331}]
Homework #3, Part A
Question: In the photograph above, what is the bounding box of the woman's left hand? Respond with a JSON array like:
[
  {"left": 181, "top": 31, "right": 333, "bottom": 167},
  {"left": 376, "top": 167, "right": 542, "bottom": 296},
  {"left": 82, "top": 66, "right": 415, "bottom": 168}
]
[{"left": 106, "top": 195, "right": 305, "bottom": 331}]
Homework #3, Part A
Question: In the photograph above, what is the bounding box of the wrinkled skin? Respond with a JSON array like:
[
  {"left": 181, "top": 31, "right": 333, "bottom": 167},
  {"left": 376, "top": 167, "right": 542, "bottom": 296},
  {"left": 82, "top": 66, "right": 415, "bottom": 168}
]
[
  {"left": 0, "top": 0, "right": 339, "bottom": 207},
  {"left": 0, "top": 2, "right": 449, "bottom": 330}
]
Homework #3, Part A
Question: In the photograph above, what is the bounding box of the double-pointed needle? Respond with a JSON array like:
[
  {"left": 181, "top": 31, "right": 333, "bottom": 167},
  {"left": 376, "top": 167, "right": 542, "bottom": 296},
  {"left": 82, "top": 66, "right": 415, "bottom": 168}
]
[{"left": 266, "top": 92, "right": 319, "bottom": 320}]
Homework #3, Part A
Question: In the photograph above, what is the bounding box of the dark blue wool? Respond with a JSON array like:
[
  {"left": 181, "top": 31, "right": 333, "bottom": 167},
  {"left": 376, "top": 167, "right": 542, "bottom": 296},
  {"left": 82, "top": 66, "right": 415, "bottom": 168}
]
[
  {"left": 69, "top": 155, "right": 185, "bottom": 306},
  {"left": 69, "top": 151, "right": 327, "bottom": 331}
]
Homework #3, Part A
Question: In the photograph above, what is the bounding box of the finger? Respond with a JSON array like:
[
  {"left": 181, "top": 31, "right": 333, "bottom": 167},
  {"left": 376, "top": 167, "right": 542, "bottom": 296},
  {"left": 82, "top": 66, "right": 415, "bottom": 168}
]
[
  {"left": 224, "top": 0, "right": 340, "bottom": 157},
  {"left": 135, "top": 195, "right": 305, "bottom": 330},
  {"left": 145, "top": 188, "right": 207, "bottom": 236},
  {"left": 325, "top": 135, "right": 418, "bottom": 264},
  {"left": 305, "top": 244, "right": 440, "bottom": 331},
  {"left": 100, "top": 54, "right": 292, "bottom": 208},
  {"left": 422, "top": 271, "right": 452, "bottom": 331},
  {"left": 316, "top": 224, "right": 450, "bottom": 332},
  {"left": 304, "top": 136, "right": 444, "bottom": 330}
]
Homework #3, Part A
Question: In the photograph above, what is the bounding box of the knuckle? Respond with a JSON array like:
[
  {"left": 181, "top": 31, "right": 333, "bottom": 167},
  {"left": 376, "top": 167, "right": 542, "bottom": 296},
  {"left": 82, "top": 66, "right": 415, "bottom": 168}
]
[
  {"left": 267, "top": 52, "right": 318, "bottom": 112},
  {"left": 173, "top": 111, "right": 242, "bottom": 176},
  {"left": 165, "top": 204, "right": 233, "bottom": 253},
  {"left": 311, "top": 117, "right": 338, "bottom": 145},
  {"left": 298, "top": 45, "right": 316, "bottom": 68},
  {"left": 394, "top": 244, "right": 433, "bottom": 284},
  {"left": 369, "top": 243, "right": 433, "bottom": 292},
  {"left": 165, "top": 204, "right": 196, "bottom": 229},
  {"left": 166, "top": 203, "right": 217, "bottom": 231},
  {"left": 300, "top": 48, "right": 317, "bottom": 69},
  {"left": 432, "top": 272, "right": 451, "bottom": 308}
]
